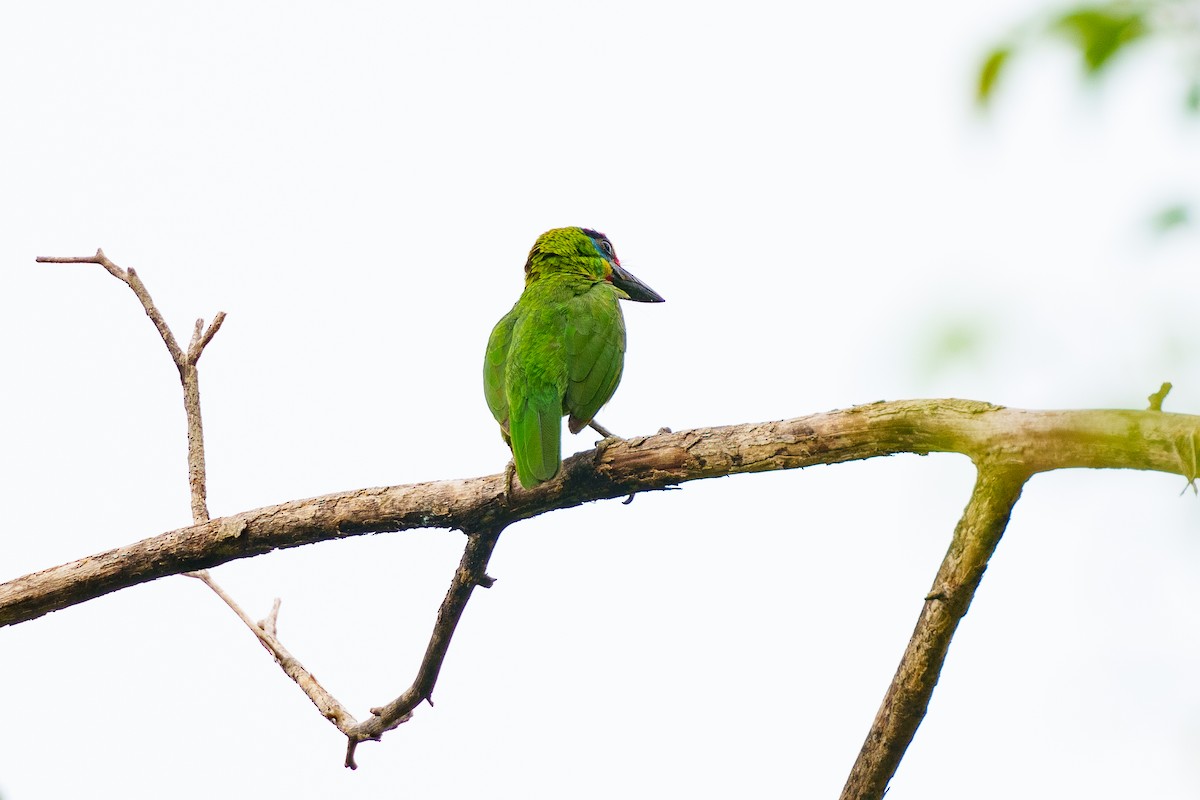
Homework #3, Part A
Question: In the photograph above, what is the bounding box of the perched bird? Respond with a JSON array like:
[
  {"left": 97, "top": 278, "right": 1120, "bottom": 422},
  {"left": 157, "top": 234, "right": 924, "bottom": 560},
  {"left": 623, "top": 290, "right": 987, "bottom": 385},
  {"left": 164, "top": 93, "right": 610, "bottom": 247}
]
[{"left": 484, "top": 227, "right": 664, "bottom": 488}]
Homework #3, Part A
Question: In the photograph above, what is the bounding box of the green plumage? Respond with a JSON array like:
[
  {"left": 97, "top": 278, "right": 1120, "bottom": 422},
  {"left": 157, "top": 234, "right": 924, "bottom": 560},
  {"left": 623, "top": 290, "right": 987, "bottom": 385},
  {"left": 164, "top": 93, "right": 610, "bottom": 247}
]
[{"left": 484, "top": 227, "right": 664, "bottom": 488}]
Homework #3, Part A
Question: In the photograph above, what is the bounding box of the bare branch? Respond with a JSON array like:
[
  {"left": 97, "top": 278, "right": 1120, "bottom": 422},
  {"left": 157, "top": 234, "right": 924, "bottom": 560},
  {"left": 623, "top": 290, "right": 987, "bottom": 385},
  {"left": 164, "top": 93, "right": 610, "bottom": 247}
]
[
  {"left": 30, "top": 253, "right": 1200, "bottom": 777},
  {"left": 260, "top": 598, "right": 281, "bottom": 639},
  {"left": 123, "top": 266, "right": 188, "bottom": 372},
  {"left": 839, "top": 462, "right": 1029, "bottom": 800},
  {"left": 345, "top": 526, "right": 504, "bottom": 768},
  {"left": 37, "top": 251, "right": 371, "bottom": 754},
  {"left": 189, "top": 312, "right": 226, "bottom": 364},
  {"left": 38, "top": 251, "right": 186, "bottom": 369},
  {"left": 37, "top": 249, "right": 127, "bottom": 283},
  {"left": 190, "top": 318, "right": 205, "bottom": 352},
  {"left": 37, "top": 250, "right": 223, "bottom": 520},
  {"left": 181, "top": 364, "right": 210, "bottom": 521},
  {"left": 183, "top": 569, "right": 358, "bottom": 730},
  {"left": 5, "top": 401, "right": 1199, "bottom": 629}
]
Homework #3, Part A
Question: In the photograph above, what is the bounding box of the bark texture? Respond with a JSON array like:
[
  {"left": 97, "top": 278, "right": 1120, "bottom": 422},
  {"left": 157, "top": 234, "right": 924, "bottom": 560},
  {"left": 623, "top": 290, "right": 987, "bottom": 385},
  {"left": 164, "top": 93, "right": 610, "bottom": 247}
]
[{"left": 5, "top": 400, "right": 1196, "bottom": 628}]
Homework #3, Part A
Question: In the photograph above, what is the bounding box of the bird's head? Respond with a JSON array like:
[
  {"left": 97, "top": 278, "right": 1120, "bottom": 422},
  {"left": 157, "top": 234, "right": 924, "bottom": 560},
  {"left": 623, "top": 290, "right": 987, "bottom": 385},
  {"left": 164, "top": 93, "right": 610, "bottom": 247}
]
[{"left": 524, "top": 227, "right": 665, "bottom": 303}]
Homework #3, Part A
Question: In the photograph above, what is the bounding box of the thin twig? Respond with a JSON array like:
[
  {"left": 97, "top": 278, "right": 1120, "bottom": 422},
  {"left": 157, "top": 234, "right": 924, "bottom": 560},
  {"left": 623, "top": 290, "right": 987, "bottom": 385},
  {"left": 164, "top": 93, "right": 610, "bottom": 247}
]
[
  {"left": 344, "top": 526, "right": 504, "bottom": 769},
  {"left": 189, "top": 571, "right": 358, "bottom": 731},
  {"left": 17, "top": 269, "right": 1200, "bottom": 774},
  {"left": 38, "top": 249, "right": 505, "bottom": 765},
  {"left": 125, "top": 266, "right": 188, "bottom": 372},
  {"left": 39, "top": 251, "right": 188, "bottom": 368},
  {"left": 40, "top": 251, "right": 357, "bottom": 734},
  {"left": 260, "top": 598, "right": 282, "bottom": 639},
  {"left": 839, "top": 463, "right": 1030, "bottom": 800},
  {"left": 37, "top": 250, "right": 222, "bottom": 520},
  {"left": 190, "top": 312, "right": 227, "bottom": 364}
]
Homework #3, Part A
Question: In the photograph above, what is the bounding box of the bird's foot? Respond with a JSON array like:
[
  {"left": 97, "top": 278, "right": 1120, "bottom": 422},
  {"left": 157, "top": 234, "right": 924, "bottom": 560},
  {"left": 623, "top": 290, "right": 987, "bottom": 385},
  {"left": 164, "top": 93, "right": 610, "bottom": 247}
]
[
  {"left": 588, "top": 419, "right": 619, "bottom": 440},
  {"left": 503, "top": 459, "right": 517, "bottom": 500},
  {"left": 588, "top": 418, "right": 644, "bottom": 506}
]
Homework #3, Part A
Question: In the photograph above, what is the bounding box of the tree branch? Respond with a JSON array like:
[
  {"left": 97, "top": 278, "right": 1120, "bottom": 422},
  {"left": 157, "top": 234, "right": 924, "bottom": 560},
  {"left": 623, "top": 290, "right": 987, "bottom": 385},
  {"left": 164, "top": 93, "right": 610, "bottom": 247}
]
[
  {"left": 37, "top": 250, "right": 222, "bottom": 521},
  {"left": 344, "top": 526, "right": 504, "bottom": 768},
  {"left": 36, "top": 251, "right": 521, "bottom": 763},
  {"left": 36, "top": 250, "right": 356, "bottom": 746},
  {"left": 839, "top": 462, "right": 1029, "bottom": 800},
  {"left": 5, "top": 401, "right": 1198, "bottom": 629},
  {"left": 189, "top": 313, "right": 226, "bottom": 364},
  {"left": 23, "top": 252, "right": 1200, "bottom": 777},
  {"left": 187, "top": 570, "right": 358, "bottom": 731}
]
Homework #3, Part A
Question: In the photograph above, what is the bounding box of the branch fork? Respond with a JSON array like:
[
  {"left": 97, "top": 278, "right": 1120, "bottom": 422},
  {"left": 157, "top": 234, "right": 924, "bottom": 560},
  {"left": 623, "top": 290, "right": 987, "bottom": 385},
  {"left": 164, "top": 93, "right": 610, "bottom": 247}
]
[
  {"left": 36, "top": 249, "right": 498, "bottom": 767},
  {"left": 27, "top": 250, "right": 1200, "bottom": 795}
]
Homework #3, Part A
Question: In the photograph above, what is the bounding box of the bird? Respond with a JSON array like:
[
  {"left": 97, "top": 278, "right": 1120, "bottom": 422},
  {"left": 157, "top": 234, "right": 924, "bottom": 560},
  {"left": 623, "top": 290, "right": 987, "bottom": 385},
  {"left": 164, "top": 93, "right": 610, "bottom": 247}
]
[{"left": 484, "top": 227, "right": 664, "bottom": 489}]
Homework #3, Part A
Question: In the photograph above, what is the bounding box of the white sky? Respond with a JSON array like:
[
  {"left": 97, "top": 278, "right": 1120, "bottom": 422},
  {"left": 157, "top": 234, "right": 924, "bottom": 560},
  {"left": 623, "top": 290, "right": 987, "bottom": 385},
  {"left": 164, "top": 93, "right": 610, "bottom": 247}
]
[{"left": 2, "top": 1, "right": 1200, "bottom": 798}]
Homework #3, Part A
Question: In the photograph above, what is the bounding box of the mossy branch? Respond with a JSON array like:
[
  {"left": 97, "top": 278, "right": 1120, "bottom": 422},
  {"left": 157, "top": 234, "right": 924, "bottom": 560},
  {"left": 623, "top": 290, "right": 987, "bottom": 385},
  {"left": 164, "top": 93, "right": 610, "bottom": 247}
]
[{"left": 840, "top": 462, "right": 1029, "bottom": 799}]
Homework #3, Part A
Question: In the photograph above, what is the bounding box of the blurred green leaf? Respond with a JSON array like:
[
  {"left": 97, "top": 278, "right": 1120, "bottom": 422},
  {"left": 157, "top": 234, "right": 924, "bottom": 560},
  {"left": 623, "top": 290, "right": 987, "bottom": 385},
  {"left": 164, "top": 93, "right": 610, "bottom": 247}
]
[
  {"left": 1052, "top": 6, "right": 1148, "bottom": 74},
  {"left": 1151, "top": 203, "right": 1190, "bottom": 233},
  {"left": 1187, "top": 79, "right": 1200, "bottom": 113},
  {"left": 977, "top": 46, "right": 1012, "bottom": 106},
  {"left": 916, "top": 316, "right": 994, "bottom": 384}
]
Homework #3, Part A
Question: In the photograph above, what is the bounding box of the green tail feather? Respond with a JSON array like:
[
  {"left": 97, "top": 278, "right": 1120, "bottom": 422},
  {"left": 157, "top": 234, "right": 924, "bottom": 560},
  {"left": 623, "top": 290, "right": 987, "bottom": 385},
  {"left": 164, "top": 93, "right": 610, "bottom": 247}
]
[{"left": 510, "top": 396, "right": 562, "bottom": 488}]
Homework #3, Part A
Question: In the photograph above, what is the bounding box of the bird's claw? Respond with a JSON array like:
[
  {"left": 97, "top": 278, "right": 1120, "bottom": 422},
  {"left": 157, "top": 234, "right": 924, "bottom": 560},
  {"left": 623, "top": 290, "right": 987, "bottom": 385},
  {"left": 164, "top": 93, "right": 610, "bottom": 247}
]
[{"left": 503, "top": 459, "right": 517, "bottom": 500}]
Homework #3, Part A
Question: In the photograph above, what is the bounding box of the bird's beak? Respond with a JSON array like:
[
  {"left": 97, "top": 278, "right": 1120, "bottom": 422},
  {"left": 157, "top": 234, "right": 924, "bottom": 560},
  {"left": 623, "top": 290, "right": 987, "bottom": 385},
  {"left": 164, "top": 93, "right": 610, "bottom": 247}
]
[{"left": 611, "top": 263, "right": 665, "bottom": 303}]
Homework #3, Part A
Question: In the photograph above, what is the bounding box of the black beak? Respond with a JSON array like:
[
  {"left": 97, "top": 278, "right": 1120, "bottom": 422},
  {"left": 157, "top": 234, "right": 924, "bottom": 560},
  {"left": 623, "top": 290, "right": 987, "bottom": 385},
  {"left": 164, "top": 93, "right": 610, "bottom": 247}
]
[{"left": 611, "top": 263, "right": 665, "bottom": 303}]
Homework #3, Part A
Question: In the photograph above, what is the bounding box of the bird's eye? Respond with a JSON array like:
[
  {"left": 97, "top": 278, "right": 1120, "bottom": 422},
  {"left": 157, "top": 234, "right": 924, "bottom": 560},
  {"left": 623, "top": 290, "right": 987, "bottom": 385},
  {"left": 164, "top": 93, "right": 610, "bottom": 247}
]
[{"left": 600, "top": 240, "right": 614, "bottom": 257}]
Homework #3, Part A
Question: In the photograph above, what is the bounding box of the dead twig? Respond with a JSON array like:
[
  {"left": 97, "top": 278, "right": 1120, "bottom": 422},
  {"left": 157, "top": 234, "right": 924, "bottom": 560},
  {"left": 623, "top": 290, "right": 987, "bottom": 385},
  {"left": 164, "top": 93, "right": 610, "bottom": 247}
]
[
  {"left": 38, "top": 249, "right": 363, "bottom": 748},
  {"left": 36, "top": 250, "right": 510, "bottom": 767},
  {"left": 190, "top": 570, "right": 358, "bottom": 731},
  {"left": 28, "top": 252, "right": 1200, "bottom": 778},
  {"left": 345, "top": 526, "right": 504, "bottom": 768},
  {"left": 259, "top": 598, "right": 282, "bottom": 639},
  {"left": 37, "top": 249, "right": 221, "bottom": 521}
]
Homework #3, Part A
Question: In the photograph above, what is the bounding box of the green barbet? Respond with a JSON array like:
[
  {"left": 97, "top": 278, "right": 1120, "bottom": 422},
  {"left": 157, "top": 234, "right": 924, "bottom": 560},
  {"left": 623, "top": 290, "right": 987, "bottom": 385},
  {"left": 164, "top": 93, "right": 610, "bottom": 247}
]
[{"left": 484, "top": 227, "right": 664, "bottom": 488}]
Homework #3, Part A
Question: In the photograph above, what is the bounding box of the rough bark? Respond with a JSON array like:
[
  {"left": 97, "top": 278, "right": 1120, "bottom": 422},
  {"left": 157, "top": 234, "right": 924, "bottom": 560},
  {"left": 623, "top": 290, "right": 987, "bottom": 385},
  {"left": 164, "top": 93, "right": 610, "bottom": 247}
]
[{"left": 5, "top": 400, "right": 1196, "bottom": 628}]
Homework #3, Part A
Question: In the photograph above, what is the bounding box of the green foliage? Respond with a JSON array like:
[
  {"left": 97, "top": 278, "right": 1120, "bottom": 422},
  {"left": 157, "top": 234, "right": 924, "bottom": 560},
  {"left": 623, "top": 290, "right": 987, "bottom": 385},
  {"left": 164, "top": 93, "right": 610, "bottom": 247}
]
[
  {"left": 1151, "top": 202, "right": 1191, "bottom": 232},
  {"left": 1187, "top": 78, "right": 1200, "bottom": 112},
  {"left": 979, "top": 3, "right": 1200, "bottom": 230},
  {"left": 976, "top": 1, "right": 1157, "bottom": 107},
  {"left": 915, "top": 315, "right": 995, "bottom": 384},
  {"left": 977, "top": 46, "right": 1013, "bottom": 105},
  {"left": 1052, "top": 7, "right": 1148, "bottom": 73}
]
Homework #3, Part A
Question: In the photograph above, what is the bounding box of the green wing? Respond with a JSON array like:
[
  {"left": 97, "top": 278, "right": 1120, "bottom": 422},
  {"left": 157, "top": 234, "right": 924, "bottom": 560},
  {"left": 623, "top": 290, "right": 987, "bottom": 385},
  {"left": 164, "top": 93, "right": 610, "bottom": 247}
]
[
  {"left": 483, "top": 305, "right": 518, "bottom": 439},
  {"left": 564, "top": 284, "right": 626, "bottom": 434}
]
